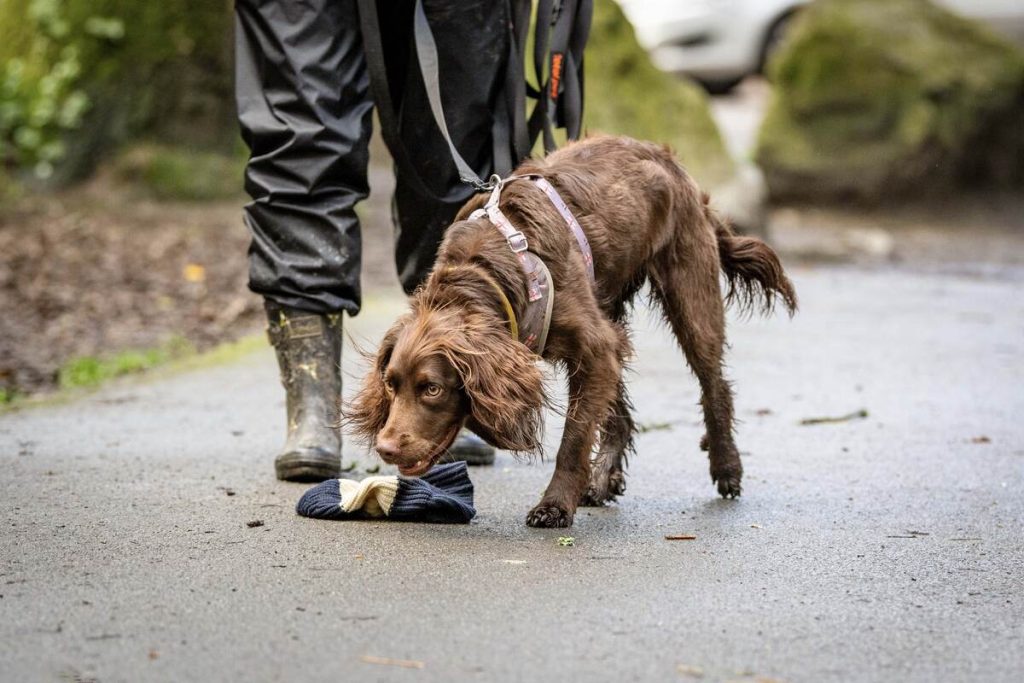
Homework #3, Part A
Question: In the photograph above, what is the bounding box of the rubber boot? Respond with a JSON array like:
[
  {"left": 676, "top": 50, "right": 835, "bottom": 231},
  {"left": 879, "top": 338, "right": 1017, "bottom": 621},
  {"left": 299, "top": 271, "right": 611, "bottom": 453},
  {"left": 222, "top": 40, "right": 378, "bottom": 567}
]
[
  {"left": 443, "top": 429, "right": 496, "bottom": 466},
  {"left": 265, "top": 301, "right": 343, "bottom": 482}
]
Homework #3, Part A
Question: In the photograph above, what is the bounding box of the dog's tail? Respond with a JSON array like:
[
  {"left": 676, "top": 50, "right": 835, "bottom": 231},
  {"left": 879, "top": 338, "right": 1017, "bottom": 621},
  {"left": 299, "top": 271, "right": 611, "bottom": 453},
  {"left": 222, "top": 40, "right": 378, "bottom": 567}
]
[{"left": 706, "top": 194, "right": 798, "bottom": 317}]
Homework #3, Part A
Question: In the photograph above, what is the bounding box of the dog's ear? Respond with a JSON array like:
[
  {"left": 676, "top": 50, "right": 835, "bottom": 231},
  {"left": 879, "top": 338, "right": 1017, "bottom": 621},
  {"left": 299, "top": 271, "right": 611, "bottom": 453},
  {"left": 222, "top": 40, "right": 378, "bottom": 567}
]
[
  {"left": 452, "top": 326, "right": 544, "bottom": 454},
  {"left": 343, "top": 321, "right": 401, "bottom": 442}
]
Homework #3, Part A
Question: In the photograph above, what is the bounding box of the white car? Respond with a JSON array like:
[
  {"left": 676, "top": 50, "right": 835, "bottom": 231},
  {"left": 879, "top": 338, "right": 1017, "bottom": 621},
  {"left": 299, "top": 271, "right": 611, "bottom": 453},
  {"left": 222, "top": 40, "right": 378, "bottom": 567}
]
[{"left": 619, "top": 0, "right": 1024, "bottom": 95}]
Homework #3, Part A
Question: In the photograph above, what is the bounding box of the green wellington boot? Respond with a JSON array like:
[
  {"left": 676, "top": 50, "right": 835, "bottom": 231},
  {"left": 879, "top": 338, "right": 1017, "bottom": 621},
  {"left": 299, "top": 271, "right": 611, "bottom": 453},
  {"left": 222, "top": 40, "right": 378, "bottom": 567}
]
[{"left": 265, "top": 301, "right": 343, "bottom": 482}]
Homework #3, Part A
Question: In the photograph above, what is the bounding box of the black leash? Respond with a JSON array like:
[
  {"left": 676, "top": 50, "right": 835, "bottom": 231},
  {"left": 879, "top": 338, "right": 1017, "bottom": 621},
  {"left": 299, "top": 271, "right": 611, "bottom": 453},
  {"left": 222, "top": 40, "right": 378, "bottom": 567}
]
[{"left": 358, "top": 0, "right": 592, "bottom": 197}]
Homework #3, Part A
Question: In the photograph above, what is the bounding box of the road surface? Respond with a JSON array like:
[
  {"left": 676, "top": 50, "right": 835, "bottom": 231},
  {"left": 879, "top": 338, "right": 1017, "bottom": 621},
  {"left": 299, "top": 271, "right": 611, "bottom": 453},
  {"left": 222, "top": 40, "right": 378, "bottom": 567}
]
[{"left": 2, "top": 263, "right": 1022, "bottom": 682}]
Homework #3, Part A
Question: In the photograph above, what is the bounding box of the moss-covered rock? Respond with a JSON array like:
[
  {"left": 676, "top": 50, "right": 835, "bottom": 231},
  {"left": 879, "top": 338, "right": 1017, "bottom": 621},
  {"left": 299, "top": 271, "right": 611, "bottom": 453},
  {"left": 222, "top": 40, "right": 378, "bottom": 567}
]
[
  {"left": 585, "top": 0, "right": 734, "bottom": 187},
  {"left": 756, "top": 0, "right": 1024, "bottom": 202}
]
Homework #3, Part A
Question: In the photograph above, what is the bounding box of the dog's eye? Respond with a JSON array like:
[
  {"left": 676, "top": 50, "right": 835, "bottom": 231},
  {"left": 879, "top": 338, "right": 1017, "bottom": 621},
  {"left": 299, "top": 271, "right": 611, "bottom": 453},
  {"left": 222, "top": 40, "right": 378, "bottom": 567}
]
[
  {"left": 383, "top": 377, "right": 395, "bottom": 393},
  {"left": 423, "top": 383, "right": 443, "bottom": 398}
]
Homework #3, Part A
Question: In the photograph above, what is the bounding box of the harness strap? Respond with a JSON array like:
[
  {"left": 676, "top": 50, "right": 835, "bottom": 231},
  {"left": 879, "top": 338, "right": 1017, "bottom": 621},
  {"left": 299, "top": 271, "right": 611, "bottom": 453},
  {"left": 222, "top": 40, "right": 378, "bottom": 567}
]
[
  {"left": 470, "top": 175, "right": 544, "bottom": 302},
  {"left": 531, "top": 256, "right": 555, "bottom": 354},
  {"left": 472, "top": 175, "right": 594, "bottom": 285},
  {"left": 529, "top": 176, "right": 595, "bottom": 284},
  {"left": 466, "top": 172, "right": 591, "bottom": 357}
]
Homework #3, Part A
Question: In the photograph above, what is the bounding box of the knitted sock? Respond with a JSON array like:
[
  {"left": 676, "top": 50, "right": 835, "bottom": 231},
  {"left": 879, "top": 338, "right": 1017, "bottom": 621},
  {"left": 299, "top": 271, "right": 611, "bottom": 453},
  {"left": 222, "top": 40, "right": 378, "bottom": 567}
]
[{"left": 296, "top": 462, "right": 476, "bottom": 524}]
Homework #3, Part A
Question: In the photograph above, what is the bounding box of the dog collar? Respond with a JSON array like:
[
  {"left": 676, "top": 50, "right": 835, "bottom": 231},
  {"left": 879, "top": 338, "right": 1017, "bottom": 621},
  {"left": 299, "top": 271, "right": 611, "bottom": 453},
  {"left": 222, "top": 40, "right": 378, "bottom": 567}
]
[
  {"left": 447, "top": 266, "right": 518, "bottom": 340},
  {"left": 442, "top": 263, "right": 552, "bottom": 355}
]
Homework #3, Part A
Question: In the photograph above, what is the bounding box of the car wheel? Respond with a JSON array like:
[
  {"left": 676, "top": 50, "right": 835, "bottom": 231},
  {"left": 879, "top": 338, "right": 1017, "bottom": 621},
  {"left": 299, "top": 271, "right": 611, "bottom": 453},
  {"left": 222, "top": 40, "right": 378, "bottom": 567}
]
[{"left": 698, "top": 76, "right": 744, "bottom": 96}]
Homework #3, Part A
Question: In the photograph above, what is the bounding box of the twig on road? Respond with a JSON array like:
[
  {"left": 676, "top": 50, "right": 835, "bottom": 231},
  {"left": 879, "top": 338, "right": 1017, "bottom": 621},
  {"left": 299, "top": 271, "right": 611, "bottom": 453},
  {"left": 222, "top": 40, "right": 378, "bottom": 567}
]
[
  {"left": 360, "top": 655, "right": 425, "bottom": 669},
  {"left": 799, "top": 409, "right": 868, "bottom": 426}
]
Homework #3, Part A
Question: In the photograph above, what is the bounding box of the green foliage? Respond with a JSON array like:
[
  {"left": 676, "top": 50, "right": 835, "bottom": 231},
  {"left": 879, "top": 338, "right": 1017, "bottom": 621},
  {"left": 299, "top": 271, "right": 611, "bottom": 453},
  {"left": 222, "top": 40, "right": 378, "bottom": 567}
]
[
  {"left": 0, "top": 0, "right": 119, "bottom": 177},
  {"left": 58, "top": 336, "right": 194, "bottom": 390},
  {"left": 584, "top": 0, "right": 734, "bottom": 186},
  {"left": 756, "top": 0, "right": 1024, "bottom": 201},
  {"left": 114, "top": 144, "right": 245, "bottom": 201},
  {"left": 0, "top": 0, "right": 235, "bottom": 181}
]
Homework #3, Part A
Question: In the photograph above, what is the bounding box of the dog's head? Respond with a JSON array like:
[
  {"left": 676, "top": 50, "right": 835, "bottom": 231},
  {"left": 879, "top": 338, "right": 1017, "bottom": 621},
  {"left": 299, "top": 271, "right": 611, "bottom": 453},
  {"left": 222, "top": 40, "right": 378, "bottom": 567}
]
[{"left": 345, "top": 306, "right": 544, "bottom": 476}]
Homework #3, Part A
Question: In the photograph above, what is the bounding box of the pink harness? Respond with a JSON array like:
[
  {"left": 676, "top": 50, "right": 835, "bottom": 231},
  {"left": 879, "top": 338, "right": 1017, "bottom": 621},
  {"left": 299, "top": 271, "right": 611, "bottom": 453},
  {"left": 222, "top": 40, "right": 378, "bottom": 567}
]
[{"left": 468, "top": 174, "right": 595, "bottom": 355}]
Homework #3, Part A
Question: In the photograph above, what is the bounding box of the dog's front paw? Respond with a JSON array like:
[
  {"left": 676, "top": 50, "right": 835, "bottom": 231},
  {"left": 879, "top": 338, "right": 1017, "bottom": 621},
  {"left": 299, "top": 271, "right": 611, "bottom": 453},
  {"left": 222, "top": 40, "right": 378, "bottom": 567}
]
[
  {"left": 711, "top": 464, "right": 743, "bottom": 499},
  {"left": 526, "top": 503, "right": 574, "bottom": 528}
]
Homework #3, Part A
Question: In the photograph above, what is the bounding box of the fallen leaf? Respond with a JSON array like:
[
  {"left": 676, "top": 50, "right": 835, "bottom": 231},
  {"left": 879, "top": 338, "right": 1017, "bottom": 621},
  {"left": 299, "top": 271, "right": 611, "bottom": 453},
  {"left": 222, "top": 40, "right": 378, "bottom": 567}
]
[
  {"left": 182, "top": 263, "right": 206, "bottom": 283},
  {"left": 148, "top": 650, "right": 159, "bottom": 660},
  {"left": 750, "top": 524, "right": 762, "bottom": 529},
  {"left": 665, "top": 535, "right": 697, "bottom": 541},
  {"left": 360, "top": 655, "right": 425, "bottom": 669},
  {"left": 246, "top": 520, "right": 264, "bottom": 528},
  {"left": 970, "top": 436, "right": 991, "bottom": 444},
  {"left": 557, "top": 536, "right": 575, "bottom": 547}
]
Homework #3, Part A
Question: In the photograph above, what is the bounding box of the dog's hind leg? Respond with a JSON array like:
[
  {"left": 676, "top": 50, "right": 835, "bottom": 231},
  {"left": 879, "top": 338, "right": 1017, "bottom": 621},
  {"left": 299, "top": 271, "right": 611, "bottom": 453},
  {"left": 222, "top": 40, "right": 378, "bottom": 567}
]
[
  {"left": 649, "top": 231, "right": 743, "bottom": 499},
  {"left": 580, "top": 379, "right": 636, "bottom": 506}
]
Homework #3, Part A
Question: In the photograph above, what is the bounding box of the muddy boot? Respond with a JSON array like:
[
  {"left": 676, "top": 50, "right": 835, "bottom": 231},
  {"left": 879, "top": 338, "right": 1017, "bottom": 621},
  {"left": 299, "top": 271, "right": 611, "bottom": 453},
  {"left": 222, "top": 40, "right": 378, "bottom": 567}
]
[
  {"left": 443, "top": 429, "right": 496, "bottom": 466},
  {"left": 265, "top": 301, "right": 343, "bottom": 482}
]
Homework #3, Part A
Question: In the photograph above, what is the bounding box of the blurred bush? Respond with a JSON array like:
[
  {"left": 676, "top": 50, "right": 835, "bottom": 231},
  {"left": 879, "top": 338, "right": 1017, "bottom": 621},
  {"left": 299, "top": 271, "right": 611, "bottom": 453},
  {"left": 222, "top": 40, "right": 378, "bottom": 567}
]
[
  {"left": 0, "top": 0, "right": 234, "bottom": 185},
  {"left": 1, "top": 0, "right": 732, "bottom": 194},
  {"left": 756, "top": 0, "right": 1024, "bottom": 202},
  {"left": 585, "top": 0, "right": 734, "bottom": 187},
  {"left": 113, "top": 144, "right": 245, "bottom": 201}
]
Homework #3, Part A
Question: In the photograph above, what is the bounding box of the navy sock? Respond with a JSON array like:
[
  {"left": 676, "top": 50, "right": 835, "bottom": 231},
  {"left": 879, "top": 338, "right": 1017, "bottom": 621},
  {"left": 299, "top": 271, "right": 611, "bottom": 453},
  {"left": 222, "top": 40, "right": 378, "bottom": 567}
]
[{"left": 296, "top": 462, "right": 476, "bottom": 524}]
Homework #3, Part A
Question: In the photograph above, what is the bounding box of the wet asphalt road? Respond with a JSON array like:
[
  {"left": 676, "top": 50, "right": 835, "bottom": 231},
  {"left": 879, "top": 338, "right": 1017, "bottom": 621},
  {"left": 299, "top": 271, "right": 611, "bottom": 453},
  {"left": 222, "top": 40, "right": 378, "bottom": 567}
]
[{"left": 1, "top": 263, "right": 1022, "bottom": 682}]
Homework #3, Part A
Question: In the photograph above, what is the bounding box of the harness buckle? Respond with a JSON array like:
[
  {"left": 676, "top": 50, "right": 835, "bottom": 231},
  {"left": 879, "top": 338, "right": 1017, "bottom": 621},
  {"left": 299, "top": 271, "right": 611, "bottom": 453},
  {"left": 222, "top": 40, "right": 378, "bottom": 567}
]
[{"left": 506, "top": 231, "right": 529, "bottom": 253}]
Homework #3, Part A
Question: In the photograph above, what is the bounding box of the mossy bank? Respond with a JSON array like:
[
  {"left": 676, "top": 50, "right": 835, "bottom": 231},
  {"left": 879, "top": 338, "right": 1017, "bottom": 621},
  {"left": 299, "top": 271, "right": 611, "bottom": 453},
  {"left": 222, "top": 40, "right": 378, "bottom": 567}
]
[{"left": 756, "top": 0, "right": 1024, "bottom": 203}]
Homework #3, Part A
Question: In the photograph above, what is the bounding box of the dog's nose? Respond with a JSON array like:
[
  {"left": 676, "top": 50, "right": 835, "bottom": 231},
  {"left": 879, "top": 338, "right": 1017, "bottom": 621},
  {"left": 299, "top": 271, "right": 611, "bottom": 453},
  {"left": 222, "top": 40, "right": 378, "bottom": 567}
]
[{"left": 375, "top": 437, "right": 401, "bottom": 461}]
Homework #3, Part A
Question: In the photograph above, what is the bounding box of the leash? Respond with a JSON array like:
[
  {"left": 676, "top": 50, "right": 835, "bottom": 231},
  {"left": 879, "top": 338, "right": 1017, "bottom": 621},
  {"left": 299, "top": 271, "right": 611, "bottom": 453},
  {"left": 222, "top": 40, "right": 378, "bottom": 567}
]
[{"left": 358, "top": 0, "right": 592, "bottom": 198}]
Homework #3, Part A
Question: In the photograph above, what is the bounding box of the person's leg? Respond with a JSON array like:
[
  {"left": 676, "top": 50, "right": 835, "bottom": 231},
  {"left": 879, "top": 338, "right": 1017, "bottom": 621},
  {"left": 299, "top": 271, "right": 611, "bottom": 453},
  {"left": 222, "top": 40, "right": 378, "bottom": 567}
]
[
  {"left": 380, "top": 0, "right": 513, "bottom": 464},
  {"left": 235, "top": 0, "right": 372, "bottom": 480},
  {"left": 380, "top": 0, "right": 511, "bottom": 292}
]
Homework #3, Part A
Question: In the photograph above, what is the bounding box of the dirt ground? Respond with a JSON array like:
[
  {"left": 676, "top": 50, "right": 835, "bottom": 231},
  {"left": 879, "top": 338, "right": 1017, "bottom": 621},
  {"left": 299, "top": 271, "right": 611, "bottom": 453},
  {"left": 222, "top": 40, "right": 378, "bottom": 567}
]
[{"left": 0, "top": 162, "right": 401, "bottom": 399}]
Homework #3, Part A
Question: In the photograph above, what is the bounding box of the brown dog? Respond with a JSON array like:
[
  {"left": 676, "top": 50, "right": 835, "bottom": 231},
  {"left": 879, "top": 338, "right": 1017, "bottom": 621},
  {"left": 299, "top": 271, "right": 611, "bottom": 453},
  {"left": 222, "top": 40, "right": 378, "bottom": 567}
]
[{"left": 346, "top": 135, "right": 796, "bottom": 528}]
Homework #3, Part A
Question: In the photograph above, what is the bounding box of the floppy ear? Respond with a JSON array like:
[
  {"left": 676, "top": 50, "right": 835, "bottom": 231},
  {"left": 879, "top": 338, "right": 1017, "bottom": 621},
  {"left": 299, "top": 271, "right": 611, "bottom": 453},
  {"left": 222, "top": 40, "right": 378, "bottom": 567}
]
[
  {"left": 343, "top": 322, "right": 400, "bottom": 443},
  {"left": 453, "top": 327, "right": 545, "bottom": 454}
]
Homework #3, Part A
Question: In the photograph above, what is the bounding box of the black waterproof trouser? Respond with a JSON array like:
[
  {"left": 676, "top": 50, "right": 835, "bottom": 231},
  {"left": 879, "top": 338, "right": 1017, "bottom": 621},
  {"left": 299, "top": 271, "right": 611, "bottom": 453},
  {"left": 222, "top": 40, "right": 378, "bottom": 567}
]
[{"left": 234, "top": 0, "right": 510, "bottom": 314}]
